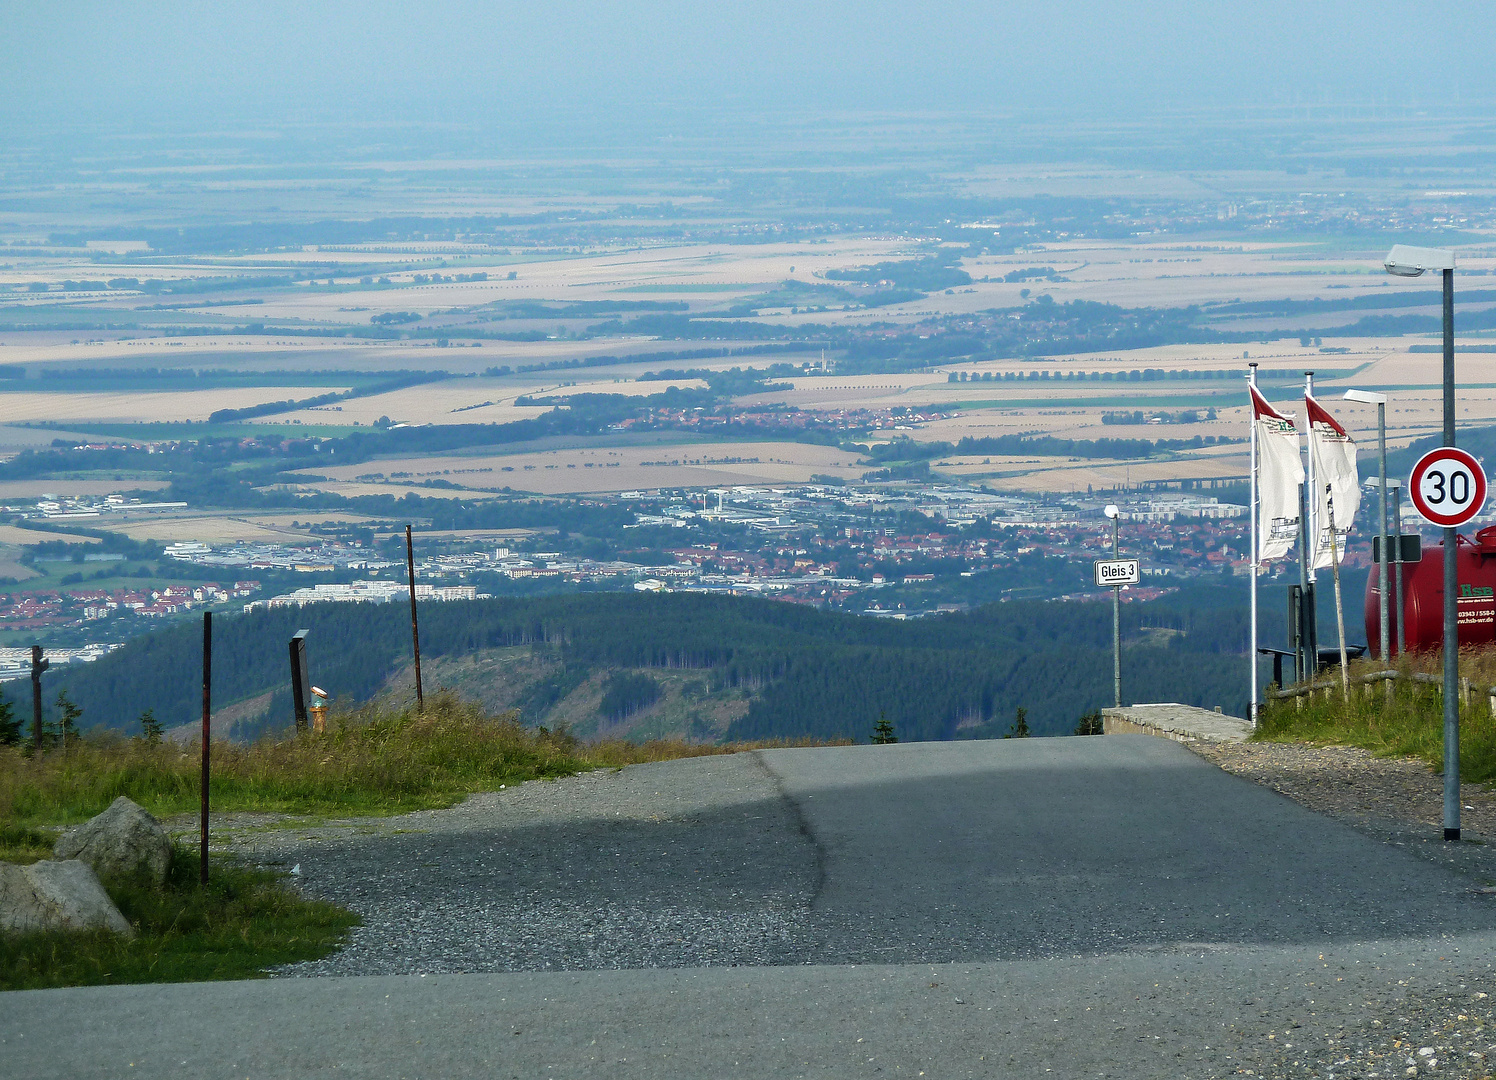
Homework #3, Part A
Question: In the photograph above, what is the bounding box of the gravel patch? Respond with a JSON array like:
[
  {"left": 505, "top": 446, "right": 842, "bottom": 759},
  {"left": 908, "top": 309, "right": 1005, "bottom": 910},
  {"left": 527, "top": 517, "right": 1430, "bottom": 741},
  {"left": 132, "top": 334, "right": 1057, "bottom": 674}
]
[{"left": 191, "top": 752, "right": 821, "bottom": 977}]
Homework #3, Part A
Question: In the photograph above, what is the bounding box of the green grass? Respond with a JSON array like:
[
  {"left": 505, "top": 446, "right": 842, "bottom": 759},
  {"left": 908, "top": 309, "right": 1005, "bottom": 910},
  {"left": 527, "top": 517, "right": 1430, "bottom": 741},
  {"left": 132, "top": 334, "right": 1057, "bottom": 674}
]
[
  {"left": 0, "top": 691, "right": 794, "bottom": 827},
  {"left": 0, "top": 844, "right": 358, "bottom": 990},
  {"left": 1255, "top": 650, "right": 1496, "bottom": 782}
]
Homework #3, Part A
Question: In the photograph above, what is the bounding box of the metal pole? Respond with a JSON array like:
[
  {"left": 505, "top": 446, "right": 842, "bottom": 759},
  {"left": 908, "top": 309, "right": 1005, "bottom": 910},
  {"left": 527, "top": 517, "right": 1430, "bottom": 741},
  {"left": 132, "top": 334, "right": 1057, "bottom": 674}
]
[
  {"left": 1442, "top": 266, "right": 1460, "bottom": 842},
  {"left": 200, "top": 611, "right": 211, "bottom": 886},
  {"left": 1393, "top": 483, "right": 1405, "bottom": 656},
  {"left": 406, "top": 523, "right": 424, "bottom": 711},
  {"left": 1378, "top": 404, "right": 1390, "bottom": 664},
  {"left": 1304, "top": 371, "right": 1317, "bottom": 586},
  {"left": 1248, "top": 363, "right": 1259, "bottom": 726},
  {"left": 1112, "top": 514, "right": 1121, "bottom": 709},
  {"left": 1297, "top": 481, "right": 1311, "bottom": 682},
  {"left": 29, "top": 645, "right": 47, "bottom": 751}
]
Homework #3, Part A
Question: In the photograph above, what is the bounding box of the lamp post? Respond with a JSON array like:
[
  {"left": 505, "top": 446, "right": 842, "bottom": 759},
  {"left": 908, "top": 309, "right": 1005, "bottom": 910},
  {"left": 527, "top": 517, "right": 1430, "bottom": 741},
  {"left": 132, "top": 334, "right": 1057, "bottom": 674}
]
[
  {"left": 1344, "top": 389, "right": 1390, "bottom": 672},
  {"left": 1385, "top": 243, "right": 1460, "bottom": 841},
  {"left": 1104, "top": 503, "right": 1121, "bottom": 708}
]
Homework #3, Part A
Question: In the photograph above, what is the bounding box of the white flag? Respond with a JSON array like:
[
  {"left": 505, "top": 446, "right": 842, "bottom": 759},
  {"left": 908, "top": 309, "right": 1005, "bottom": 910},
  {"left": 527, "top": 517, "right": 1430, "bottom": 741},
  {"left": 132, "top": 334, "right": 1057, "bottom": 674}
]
[
  {"left": 1252, "top": 385, "right": 1304, "bottom": 562},
  {"left": 1306, "top": 394, "right": 1360, "bottom": 568}
]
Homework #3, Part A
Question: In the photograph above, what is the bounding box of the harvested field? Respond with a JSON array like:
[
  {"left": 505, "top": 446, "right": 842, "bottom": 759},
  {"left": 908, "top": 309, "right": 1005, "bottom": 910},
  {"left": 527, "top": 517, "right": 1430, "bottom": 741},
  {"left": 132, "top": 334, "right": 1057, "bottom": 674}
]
[
  {"left": 0, "top": 524, "right": 100, "bottom": 546},
  {"left": 0, "top": 387, "right": 349, "bottom": 425},
  {"left": 299, "top": 440, "right": 865, "bottom": 496},
  {"left": 0, "top": 479, "right": 170, "bottom": 499},
  {"left": 87, "top": 513, "right": 332, "bottom": 544}
]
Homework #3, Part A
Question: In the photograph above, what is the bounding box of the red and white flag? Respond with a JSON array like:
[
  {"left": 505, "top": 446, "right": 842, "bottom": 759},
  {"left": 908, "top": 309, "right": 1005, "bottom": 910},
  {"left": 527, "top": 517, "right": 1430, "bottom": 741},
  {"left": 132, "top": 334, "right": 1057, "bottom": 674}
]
[
  {"left": 1305, "top": 394, "right": 1360, "bottom": 568},
  {"left": 1252, "top": 385, "right": 1304, "bottom": 562}
]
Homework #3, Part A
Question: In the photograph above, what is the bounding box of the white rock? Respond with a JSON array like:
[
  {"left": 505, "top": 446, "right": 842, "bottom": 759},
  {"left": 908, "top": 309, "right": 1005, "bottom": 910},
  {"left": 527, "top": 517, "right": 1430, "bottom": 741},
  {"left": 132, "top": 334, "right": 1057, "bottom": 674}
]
[
  {"left": 54, "top": 796, "right": 172, "bottom": 886},
  {"left": 0, "top": 859, "right": 134, "bottom": 937}
]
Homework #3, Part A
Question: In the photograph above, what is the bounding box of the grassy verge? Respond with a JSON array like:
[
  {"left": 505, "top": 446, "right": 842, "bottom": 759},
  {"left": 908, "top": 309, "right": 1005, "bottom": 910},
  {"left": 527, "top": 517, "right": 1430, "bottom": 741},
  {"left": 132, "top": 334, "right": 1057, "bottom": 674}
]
[
  {"left": 0, "top": 690, "right": 830, "bottom": 827},
  {"left": 1255, "top": 649, "right": 1496, "bottom": 782},
  {"left": 0, "top": 844, "right": 358, "bottom": 991}
]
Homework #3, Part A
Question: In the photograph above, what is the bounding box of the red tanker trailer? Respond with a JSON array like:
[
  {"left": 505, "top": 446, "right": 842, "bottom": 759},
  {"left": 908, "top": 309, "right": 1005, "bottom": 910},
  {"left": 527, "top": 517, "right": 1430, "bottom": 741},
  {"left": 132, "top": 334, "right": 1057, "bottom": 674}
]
[{"left": 1366, "top": 526, "right": 1496, "bottom": 653}]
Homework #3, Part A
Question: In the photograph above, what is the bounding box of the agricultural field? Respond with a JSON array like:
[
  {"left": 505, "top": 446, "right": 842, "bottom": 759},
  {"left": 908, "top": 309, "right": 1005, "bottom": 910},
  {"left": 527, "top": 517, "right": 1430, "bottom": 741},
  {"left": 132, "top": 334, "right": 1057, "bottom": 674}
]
[{"left": 301, "top": 440, "right": 865, "bottom": 496}]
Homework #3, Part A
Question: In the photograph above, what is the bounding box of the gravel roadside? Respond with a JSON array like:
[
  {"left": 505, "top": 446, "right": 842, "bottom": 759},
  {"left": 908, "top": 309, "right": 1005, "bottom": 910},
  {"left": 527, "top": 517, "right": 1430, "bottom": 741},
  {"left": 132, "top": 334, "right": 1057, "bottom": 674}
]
[{"left": 193, "top": 752, "right": 821, "bottom": 976}]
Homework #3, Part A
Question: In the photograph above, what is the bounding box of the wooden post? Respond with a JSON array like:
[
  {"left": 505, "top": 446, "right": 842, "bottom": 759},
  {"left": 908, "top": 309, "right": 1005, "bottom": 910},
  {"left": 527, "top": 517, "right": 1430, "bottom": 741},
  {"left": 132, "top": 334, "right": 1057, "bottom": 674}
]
[
  {"left": 200, "top": 611, "right": 211, "bottom": 887},
  {"left": 1462, "top": 677, "right": 1472, "bottom": 711},
  {"left": 29, "top": 645, "right": 48, "bottom": 751},
  {"left": 406, "top": 524, "right": 424, "bottom": 711}
]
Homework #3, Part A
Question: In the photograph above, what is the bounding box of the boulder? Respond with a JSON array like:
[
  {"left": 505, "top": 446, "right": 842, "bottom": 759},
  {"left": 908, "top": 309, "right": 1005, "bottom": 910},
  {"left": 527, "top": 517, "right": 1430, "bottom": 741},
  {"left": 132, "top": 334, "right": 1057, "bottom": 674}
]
[
  {"left": 0, "top": 859, "right": 134, "bottom": 937},
  {"left": 54, "top": 796, "right": 172, "bottom": 886}
]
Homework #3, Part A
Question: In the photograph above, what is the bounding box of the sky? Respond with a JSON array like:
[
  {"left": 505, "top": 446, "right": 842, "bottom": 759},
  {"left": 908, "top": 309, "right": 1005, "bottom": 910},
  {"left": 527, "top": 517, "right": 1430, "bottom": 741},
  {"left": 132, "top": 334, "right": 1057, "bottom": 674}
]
[{"left": 3, "top": 1, "right": 1495, "bottom": 131}]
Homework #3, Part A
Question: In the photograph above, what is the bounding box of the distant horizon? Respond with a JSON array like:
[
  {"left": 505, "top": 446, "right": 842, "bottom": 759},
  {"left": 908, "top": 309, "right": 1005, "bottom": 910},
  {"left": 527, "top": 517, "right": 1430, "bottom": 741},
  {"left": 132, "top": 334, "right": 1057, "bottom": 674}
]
[{"left": 5, "top": 2, "right": 1494, "bottom": 139}]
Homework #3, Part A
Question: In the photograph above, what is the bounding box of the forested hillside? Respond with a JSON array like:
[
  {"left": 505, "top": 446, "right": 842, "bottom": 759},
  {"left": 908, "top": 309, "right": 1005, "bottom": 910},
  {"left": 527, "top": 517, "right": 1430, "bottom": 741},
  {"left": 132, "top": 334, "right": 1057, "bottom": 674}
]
[{"left": 4, "top": 590, "right": 1254, "bottom": 744}]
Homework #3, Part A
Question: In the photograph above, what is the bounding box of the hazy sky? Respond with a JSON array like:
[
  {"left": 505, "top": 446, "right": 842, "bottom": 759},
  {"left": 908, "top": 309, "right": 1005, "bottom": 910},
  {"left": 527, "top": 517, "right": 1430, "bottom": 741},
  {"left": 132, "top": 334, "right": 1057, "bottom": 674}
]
[{"left": 5, "top": 1, "right": 1495, "bottom": 130}]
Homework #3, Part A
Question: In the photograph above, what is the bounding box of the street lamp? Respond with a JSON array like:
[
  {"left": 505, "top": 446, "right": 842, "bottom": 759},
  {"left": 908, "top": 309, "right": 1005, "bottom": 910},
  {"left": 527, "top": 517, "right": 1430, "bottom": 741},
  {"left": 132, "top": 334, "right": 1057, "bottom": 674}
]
[
  {"left": 1343, "top": 388, "right": 1390, "bottom": 675},
  {"left": 1384, "top": 243, "right": 1461, "bottom": 841},
  {"left": 1104, "top": 503, "right": 1121, "bottom": 708}
]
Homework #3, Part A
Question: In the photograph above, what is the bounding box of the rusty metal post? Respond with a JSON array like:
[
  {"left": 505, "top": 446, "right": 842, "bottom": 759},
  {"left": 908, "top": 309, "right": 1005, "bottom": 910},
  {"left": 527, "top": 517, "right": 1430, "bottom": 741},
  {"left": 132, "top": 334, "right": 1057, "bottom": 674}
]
[
  {"left": 201, "top": 610, "right": 211, "bottom": 886},
  {"left": 406, "top": 524, "right": 424, "bottom": 711}
]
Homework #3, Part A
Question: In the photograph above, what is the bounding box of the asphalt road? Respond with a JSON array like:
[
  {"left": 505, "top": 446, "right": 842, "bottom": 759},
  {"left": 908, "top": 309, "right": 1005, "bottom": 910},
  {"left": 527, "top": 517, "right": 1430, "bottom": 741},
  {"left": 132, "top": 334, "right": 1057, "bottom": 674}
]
[{"left": 6, "top": 735, "right": 1496, "bottom": 1079}]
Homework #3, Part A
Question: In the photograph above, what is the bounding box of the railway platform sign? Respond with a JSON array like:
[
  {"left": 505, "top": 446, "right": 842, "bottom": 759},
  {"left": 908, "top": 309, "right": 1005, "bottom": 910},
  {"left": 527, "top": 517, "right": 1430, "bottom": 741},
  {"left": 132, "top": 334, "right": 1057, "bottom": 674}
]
[
  {"left": 1095, "top": 559, "right": 1141, "bottom": 587},
  {"left": 1409, "top": 446, "right": 1488, "bottom": 528}
]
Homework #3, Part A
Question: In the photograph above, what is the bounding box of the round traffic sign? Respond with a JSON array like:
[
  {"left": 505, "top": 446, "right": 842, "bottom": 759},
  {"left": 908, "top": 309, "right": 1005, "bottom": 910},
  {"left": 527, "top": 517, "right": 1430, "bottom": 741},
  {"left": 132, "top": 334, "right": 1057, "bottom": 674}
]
[{"left": 1409, "top": 446, "right": 1488, "bottom": 527}]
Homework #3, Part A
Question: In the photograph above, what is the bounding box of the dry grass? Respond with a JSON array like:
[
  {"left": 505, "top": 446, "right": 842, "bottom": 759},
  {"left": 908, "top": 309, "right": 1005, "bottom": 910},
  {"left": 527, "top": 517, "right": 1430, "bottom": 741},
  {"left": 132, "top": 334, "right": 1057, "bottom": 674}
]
[
  {"left": 0, "top": 691, "right": 841, "bottom": 827},
  {"left": 1255, "top": 647, "right": 1496, "bottom": 783}
]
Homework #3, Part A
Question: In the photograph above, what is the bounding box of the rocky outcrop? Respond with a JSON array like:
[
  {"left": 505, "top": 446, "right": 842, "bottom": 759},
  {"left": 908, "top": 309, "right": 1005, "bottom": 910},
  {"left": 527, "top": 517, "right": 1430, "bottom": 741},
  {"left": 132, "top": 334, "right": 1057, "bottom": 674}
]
[
  {"left": 0, "top": 859, "right": 134, "bottom": 937},
  {"left": 54, "top": 796, "right": 173, "bottom": 886}
]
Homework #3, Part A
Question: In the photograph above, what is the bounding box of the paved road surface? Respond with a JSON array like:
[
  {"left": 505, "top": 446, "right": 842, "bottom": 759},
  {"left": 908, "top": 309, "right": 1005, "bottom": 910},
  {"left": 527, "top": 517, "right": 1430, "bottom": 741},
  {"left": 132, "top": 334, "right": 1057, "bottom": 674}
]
[{"left": 6, "top": 735, "right": 1496, "bottom": 1078}]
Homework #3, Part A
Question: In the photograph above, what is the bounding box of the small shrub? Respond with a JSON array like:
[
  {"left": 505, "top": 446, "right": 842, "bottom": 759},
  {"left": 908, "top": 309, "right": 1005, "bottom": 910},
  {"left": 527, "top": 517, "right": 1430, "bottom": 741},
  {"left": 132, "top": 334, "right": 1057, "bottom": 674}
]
[{"left": 1074, "top": 709, "right": 1104, "bottom": 736}]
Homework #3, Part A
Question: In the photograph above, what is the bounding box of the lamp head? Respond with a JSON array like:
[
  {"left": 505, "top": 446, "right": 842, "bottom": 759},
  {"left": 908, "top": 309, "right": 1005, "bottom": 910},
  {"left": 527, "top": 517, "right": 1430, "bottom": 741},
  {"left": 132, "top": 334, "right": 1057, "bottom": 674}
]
[
  {"left": 1103, "top": 504, "right": 1119, "bottom": 519},
  {"left": 1343, "top": 389, "right": 1388, "bottom": 405},
  {"left": 1385, "top": 244, "right": 1455, "bottom": 277}
]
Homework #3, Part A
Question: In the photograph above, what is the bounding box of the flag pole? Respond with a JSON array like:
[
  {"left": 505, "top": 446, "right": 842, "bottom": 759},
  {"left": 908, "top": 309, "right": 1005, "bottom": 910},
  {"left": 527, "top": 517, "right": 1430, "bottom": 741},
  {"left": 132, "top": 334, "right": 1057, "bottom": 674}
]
[
  {"left": 1249, "top": 362, "right": 1260, "bottom": 727},
  {"left": 1304, "top": 371, "right": 1317, "bottom": 586},
  {"left": 1326, "top": 489, "right": 1351, "bottom": 701}
]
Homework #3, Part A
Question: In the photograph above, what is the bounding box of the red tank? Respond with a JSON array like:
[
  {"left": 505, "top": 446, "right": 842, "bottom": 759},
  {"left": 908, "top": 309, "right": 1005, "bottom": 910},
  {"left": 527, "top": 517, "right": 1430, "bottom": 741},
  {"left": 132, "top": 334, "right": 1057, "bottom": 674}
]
[{"left": 1366, "top": 526, "right": 1496, "bottom": 653}]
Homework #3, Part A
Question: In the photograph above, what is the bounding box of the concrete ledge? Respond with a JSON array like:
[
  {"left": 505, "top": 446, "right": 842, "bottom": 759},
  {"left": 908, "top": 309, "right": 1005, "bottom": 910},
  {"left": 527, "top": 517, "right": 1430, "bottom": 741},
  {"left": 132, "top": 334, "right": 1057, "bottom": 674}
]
[{"left": 1102, "top": 703, "right": 1251, "bottom": 744}]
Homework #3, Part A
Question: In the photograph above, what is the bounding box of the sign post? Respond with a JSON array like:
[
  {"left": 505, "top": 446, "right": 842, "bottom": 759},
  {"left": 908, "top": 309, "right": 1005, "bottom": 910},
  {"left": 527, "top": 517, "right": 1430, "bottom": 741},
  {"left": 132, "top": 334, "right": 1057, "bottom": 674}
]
[
  {"left": 1097, "top": 505, "right": 1137, "bottom": 708},
  {"left": 1409, "top": 446, "right": 1486, "bottom": 529},
  {"left": 1409, "top": 443, "right": 1488, "bottom": 843}
]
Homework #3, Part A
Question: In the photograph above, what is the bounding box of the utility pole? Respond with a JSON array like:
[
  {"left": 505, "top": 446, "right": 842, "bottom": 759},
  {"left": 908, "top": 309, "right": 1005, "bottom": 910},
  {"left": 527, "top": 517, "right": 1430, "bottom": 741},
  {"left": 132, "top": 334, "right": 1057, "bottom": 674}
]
[
  {"left": 30, "top": 645, "right": 48, "bottom": 751},
  {"left": 200, "top": 611, "right": 211, "bottom": 886}
]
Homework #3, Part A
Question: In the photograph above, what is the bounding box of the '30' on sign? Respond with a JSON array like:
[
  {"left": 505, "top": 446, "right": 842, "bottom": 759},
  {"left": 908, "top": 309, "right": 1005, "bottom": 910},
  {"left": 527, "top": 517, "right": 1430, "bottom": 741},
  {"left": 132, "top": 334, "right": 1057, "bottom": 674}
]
[{"left": 1410, "top": 446, "right": 1488, "bottom": 528}]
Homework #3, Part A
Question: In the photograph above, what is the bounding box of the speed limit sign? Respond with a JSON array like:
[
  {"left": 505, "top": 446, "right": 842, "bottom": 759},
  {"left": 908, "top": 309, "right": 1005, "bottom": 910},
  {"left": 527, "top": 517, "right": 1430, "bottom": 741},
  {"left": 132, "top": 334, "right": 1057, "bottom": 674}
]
[{"left": 1410, "top": 446, "right": 1488, "bottom": 527}]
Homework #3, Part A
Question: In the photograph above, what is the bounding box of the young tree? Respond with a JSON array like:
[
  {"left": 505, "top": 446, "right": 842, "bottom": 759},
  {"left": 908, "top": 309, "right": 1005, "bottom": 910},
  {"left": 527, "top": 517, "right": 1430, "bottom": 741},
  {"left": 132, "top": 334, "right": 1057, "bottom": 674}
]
[
  {"left": 1005, "top": 706, "right": 1031, "bottom": 739},
  {"left": 54, "top": 689, "right": 83, "bottom": 748},
  {"left": 1074, "top": 708, "right": 1104, "bottom": 736},
  {"left": 870, "top": 711, "right": 898, "bottom": 744},
  {"left": 0, "top": 690, "right": 19, "bottom": 746},
  {"left": 138, "top": 708, "right": 163, "bottom": 745}
]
